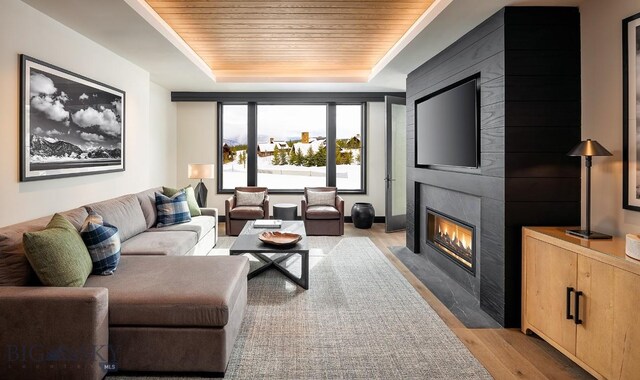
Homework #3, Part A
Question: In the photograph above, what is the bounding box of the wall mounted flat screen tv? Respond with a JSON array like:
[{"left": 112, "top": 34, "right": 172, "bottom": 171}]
[{"left": 415, "top": 76, "right": 479, "bottom": 168}]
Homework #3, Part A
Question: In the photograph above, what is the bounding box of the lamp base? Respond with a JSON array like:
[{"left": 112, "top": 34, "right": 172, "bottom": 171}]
[
  {"left": 566, "top": 229, "right": 612, "bottom": 240},
  {"left": 194, "top": 181, "right": 208, "bottom": 208}
]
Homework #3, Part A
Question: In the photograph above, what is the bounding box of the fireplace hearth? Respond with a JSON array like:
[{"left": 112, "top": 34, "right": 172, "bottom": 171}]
[{"left": 426, "top": 208, "right": 475, "bottom": 275}]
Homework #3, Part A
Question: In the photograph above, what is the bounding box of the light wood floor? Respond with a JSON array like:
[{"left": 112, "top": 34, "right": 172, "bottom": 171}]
[
  {"left": 220, "top": 222, "right": 593, "bottom": 379},
  {"left": 349, "top": 223, "right": 593, "bottom": 380}
]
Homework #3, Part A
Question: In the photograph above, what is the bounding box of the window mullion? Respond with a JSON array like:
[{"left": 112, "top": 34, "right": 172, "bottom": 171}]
[
  {"left": 247, "top": 102, "right": 257, "bottom": 186},
  {"left": 327, "top": 102, "right": 337, "bottom": 187},
  {"left": 217, "top": 102, "right": 224, "bottom": 192}
]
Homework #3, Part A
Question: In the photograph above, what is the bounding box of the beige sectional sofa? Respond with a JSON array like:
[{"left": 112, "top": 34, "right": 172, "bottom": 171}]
[{"left": 0, "top": 187, "right": 249, "bottom": 379}]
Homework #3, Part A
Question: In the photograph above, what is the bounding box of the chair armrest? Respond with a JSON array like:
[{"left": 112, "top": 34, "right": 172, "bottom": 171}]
[
  {"left": 225, "top": 196, "right": 235, "bottom": 215},
  {"left": 335, "top": 195, "right": 345, "bottom": 216},
  {"left": 200, "top": 207, "right": 218, "bottom": 219},
  {"left": 301, "top": 197, "right": 308, "bottom": 219},
  {"left": 0, "top": 286, "right": 109, "bottom": 379},
  {"left": 263, "top": 195, "right": 270, "bottom": 219}
]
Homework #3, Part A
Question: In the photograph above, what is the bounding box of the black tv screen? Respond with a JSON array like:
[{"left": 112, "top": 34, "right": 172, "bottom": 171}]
[{"left": 415, "top": 77, "right": 479, "bottom": 168}]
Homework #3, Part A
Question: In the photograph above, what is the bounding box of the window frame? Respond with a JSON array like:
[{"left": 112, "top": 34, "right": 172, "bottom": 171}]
[{"left": 217, "top": 101, "right": 367, "bottom": 195}]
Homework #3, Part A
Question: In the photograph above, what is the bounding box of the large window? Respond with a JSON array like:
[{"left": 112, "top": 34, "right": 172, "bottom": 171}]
[
  {"left": 336, "top": 105, "right": 363, "bottom": 191},
  {"left": 221, "top": 104, "right": 248, "bottom": 188},
  {"left": 257, "top": 105, "right": 327, "bottom": 190},
  {"left": 218, "top": 102, "right": 366, "bottom": 193}
]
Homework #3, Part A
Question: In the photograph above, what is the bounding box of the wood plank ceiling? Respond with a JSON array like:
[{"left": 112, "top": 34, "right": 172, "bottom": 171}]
[{"left": 145, "top": 0, "right": 435, "bottom": 82}]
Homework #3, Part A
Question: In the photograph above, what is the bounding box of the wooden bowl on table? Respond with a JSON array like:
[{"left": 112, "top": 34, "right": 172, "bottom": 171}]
[{"left": 258, "top": 231, "right": 302, "bottom": 247}]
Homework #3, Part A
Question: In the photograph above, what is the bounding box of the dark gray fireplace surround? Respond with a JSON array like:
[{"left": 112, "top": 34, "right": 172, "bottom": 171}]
[
  {"left": 406, "top": 7, "right": 581, "bottom": 327},
  {"left": 422, "top": 186, "right": 481, "bottom": 297}
]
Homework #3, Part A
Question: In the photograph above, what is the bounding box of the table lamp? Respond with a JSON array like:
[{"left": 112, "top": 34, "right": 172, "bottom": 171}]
[
  {"left": 566, "top": 139, "right": 612, "bottom": 239},
  {"left": 188, "top": 163, "right": 215, "bottom": 207}
]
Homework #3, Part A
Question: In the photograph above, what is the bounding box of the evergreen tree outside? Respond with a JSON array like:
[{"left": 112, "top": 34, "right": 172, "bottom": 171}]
[
  {"left": 289, "top": 147, "right": 296, "bottom": 164},
  {"left": 303, "top": 147, "right": 314, "bottom": 167},
  {"left": 279, "top": 147, "right": 288, "bottom": 165},
  {"left": 238, "top": 151, "right": 247, "bottom": 168},
  {"left": 295, "top": 148, "right": 304, "bottom": 166},
  {"left": 335, "top": 150, "right": 342, "bottom": 165},
  {"left": 272, "top": 145, "right": 280, "bottom": 165},
  {"left": 314, "top": 145, "right": 327, "bottom": 166},
  {"left": 344, "top": 151, "right": 353, "bottom": 165}
]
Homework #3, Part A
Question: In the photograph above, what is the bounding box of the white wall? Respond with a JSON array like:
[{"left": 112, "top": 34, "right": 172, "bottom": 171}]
[
  {"left": 148, "top": 82, "right": 177, "bottom": 186},
  {"left": 581, "top": 0, "right": 640, "bottom": 236},
  {"left": 176, "top": 102, "right": 217, "bottom": 205},
  {"left": 176, "top": 102, "right": 387, "bottom": 217},
  {"left": 0, "top": 0, "right": 177, "bottom": 227}
]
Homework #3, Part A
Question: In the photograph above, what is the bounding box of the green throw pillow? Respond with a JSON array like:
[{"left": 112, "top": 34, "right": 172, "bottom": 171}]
[
  {"left": 23, "top": 214, "right": 93, "bottom": 287},
  {"left": 163, "top": 185, "right": 201, "bottom": 217}
]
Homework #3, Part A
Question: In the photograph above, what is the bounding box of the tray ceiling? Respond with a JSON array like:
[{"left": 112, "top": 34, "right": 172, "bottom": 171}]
[{"left": 145, "top": 0, "right": 436, "bottom": 82}]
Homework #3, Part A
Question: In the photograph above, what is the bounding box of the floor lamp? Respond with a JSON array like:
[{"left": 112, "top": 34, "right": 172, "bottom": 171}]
[
  {"left": 566, "top": 139, "right": 612, "bottom": 240},
  {"left": 188, "top": 163, "right": 215, "bottom": 208}
]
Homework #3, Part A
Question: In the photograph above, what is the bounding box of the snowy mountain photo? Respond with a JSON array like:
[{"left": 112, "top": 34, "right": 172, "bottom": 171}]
[{"left": 21, "top": 56, "right": 125, "bottom": 181}]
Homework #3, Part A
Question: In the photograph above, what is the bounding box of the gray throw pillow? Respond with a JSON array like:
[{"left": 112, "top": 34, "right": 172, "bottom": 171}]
[
  {"left": 307, "top": 190, "right": 336, "bottom": 206},
  {"left": 236, "top": 191, "right": 265, "bottom": 207}
]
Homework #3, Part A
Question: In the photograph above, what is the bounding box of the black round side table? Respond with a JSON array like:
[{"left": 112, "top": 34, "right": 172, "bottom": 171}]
[{"left": 273, "top": 203, "right": 298, "bottom": 220}]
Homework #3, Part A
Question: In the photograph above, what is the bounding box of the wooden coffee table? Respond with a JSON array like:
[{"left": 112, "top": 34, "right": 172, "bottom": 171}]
[{"left": 229, "top": 220, "right": 309, "bottom": 289}]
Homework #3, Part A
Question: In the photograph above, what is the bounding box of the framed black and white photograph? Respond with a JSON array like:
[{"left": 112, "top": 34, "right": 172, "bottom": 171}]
[
  {"left": 20, "top": 55, "right": 125, "bottom": 181},
  {"left": 623, "top": 12, "right": 640, "bottom": 211}
]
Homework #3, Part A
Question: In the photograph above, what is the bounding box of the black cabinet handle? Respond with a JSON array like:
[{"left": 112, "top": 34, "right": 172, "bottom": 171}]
[
  {"left": 566, "top": 287, "right": 574, "bottom": 320},
  {"left": 574, "top": 291, "right": 583, "bottom": 325}
]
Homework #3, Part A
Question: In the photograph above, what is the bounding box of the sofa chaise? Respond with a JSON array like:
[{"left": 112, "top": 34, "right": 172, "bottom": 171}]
[{"left": 0, "top": 187, "right": 249, "bottom": 379}]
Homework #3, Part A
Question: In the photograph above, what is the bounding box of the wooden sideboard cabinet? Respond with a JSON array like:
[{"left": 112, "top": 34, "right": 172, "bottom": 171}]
[{"left": 522, "top": 227, "right": 640, "bottom": 379}]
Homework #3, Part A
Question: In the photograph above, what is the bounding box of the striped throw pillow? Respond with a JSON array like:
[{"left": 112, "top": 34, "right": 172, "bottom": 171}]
[
  {"left": 80, "top": 209, "right": 121, "bottom": 275},
  {"left": 155, "top": 191, "right": 192, "bottom": 228}
]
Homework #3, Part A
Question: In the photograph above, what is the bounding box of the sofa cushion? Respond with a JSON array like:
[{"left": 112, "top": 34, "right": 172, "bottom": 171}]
[
  {"left": 0, "top": 207, "right": 88, "bottom": 286},
  {"left": 235, "top": 190, "right": 265, "bottom": 207},
  {"left": 84, "top": 255, "right": 249, "bottom": 327},
  {"left": 229, "top": 206, "right": 264, "bottom": 220},
  {"left": 305, "top": 205, "right": 340, "bottom": 220},
  {"left": 148, "top": 216, "right": 216, "bottom": 241},
  {"left": 135, "top": 187, "right": 163, "bottom": 229},
  {"left": 80, "top": 210, "right": 121, "bottom": 275},
  {"left": 86, "top": 194, "right": 147, "bottom": 242},
  {"left": 307, "top": 190, "right": 336, "bottom": 206},
  {"left": 155, "top": 191, "right": 192, "bottom": 228},
  {"left": 120, "top": 231, "right": 197, "bottom": 256},
  {"left": 23, "top": 214, "right": 93, "bottom": 287},
  {"left": 163, "top": 185, "right": 201, "bottom": 217}
]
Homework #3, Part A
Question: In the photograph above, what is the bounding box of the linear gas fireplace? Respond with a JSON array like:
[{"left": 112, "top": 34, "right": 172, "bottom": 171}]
[{"left": 426, "top": 208, "right": 476, "bottom": 275}]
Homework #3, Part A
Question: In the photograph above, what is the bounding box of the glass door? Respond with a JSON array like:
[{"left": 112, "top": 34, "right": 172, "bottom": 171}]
[{"left": 385, "top": 96, "right": 407, "bottom": 232}]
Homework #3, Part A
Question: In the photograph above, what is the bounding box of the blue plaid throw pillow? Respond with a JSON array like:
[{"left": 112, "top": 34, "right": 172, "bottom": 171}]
[
  {"left": 80, "top": 209, "right": 121, "bottom": 275},
  {"left": 155, "top": 191, "right": 191, "bottom": 227}
]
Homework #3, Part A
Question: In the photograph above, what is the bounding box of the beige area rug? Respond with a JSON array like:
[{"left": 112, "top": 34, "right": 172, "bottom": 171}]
[{"left": 111, "top": 237, "right": 492, "bottom": 379}]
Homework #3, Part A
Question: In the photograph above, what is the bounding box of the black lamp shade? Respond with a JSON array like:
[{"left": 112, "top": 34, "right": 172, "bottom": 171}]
[{"left": 567, "top": 139, "right": 612, "bottom": 157}]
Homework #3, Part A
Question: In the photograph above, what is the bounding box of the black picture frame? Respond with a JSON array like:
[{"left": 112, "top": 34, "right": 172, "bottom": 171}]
[
  {"left": 20, "top": 55, "right": 125, "bottom": 182},
  {"left": 623, "top": 13, "right": 640, "bottom": 211}
]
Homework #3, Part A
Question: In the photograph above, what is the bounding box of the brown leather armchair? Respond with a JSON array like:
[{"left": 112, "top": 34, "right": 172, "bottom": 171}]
[
  {"left": 225, "top": 187, "right": 269, "bottom": 236},
  {"left": 301, "top": 187, "right": 344, "bottom": 236}
]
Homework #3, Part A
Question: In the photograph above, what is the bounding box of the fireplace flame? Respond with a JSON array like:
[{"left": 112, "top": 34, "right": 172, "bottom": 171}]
[
  {"left": 428, "top": 212, "right": 474, "bottom": 270},
  {"left": 433, "top": 217, "right": 473, "bottom": 255}
]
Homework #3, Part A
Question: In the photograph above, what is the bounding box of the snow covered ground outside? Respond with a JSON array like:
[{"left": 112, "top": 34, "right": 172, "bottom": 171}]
[
  {"left": 30, "top": 154, "right": 117, "bottom": 163},
  {"left": 223, "top": 154, "right": 361, "bottom": 190}
]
